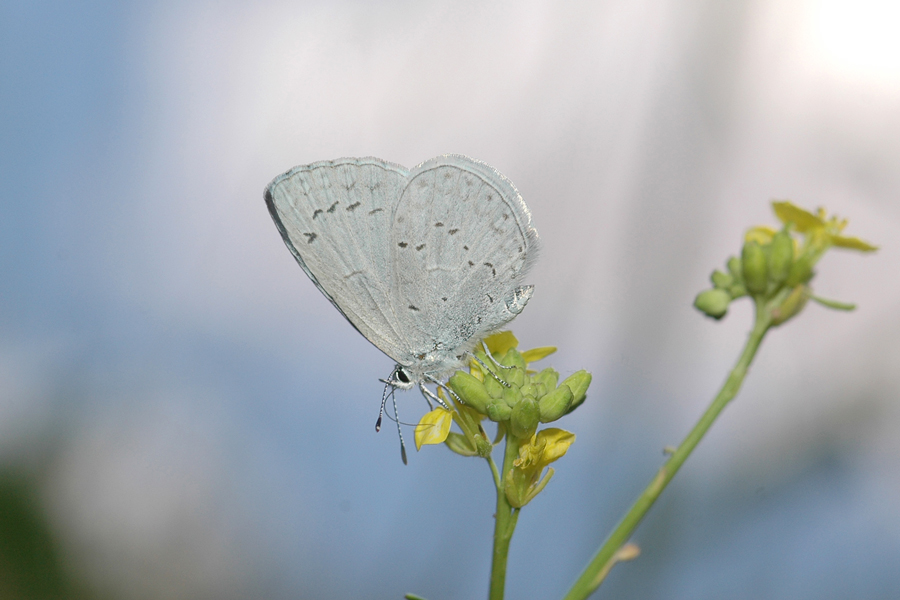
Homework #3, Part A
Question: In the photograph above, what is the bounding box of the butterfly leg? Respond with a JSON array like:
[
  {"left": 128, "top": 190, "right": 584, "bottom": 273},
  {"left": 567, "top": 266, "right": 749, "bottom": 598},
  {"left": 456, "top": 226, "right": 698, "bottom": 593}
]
[
  {"left": 471, "top": 348, "right": 512, "bottom": 388},
  {"left": 418, "top": 380, "right": 451, "bottom": 410}
]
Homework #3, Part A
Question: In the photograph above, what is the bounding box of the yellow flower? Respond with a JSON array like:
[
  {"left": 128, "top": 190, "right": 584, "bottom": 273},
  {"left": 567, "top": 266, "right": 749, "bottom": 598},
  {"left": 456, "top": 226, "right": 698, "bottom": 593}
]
[
  {"left": 772, "top": 201, "right": 878, "bottom": 252},
  {"left": 504, "top": 428, "right": 575, "bottom": 508}
]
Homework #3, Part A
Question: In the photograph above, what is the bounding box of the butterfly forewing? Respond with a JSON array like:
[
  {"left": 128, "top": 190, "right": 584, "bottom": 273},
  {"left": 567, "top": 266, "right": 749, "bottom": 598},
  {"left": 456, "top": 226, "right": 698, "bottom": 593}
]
[{"left": 265, "top": 158, "right": 410, "bottom": 362}]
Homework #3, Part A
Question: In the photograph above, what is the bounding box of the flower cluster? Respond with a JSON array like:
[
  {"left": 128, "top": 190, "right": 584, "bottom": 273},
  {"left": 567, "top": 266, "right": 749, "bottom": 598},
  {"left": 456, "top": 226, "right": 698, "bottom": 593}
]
[
  {"left": 414, "top": 331, "right": 590, "bottom": 507},
  {"left": 694, "top": 201, "right": 877, "bottom": 324}
]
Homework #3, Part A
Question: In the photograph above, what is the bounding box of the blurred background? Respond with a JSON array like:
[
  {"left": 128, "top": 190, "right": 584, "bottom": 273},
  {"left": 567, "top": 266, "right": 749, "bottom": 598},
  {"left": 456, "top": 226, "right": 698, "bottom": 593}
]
[{"left": 1, "top": 0, "right": 898, "bottom": 598}]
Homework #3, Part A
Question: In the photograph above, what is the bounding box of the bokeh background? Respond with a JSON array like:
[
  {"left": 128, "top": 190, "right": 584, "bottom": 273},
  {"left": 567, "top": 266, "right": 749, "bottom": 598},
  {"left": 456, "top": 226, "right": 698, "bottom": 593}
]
[{"left": 2, "top": 1, "right": 898, "bottom": 598}]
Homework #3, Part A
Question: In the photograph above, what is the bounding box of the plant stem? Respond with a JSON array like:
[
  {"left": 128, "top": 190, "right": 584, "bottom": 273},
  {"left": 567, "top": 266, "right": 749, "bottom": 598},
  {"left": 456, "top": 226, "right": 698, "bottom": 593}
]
[
  {"left": 562, "top": 302, "right": 772, "bottom": 600},
  {"left": 488, "top": 435, "right": 523, "bottom": 600}
]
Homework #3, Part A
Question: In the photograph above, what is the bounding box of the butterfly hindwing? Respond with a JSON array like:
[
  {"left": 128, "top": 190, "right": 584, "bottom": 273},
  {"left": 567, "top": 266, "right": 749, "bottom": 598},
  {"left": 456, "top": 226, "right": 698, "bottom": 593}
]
[{"left": 389, "top": 155, "right": 539, "bottom": 372}]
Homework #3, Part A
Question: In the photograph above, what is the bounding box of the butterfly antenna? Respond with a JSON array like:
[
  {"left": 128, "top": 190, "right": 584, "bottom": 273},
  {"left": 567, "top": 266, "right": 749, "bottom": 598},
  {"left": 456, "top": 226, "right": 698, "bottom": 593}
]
[
  {"left": 392, "top": 388, "right": 408, "bottom": 465},
  {"left": 376, "top": 378, "right": 392, "bottom": 432}
]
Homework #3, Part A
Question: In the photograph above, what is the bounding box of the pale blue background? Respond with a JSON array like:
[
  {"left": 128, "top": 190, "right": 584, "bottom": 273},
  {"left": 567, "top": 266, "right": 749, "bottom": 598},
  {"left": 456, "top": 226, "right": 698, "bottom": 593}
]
[{"left": 2, "top": 1, "right": 899, "bottom": 598}]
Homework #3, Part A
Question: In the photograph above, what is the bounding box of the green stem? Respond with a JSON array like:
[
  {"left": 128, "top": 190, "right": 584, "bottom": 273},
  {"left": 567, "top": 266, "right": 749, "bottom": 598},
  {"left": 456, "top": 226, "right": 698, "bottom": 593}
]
[
  {"left": 562, "top": 302, "right": 773, "bottom": 600},
  {"left": 488, "top": 435, "right": 523, "bottom": 600}
]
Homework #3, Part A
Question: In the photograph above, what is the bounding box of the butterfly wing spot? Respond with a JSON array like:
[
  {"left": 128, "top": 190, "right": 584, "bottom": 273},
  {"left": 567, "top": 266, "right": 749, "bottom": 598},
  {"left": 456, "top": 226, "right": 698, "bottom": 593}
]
[
  {"left": 312, "top": 209, "right": 323, "bottom": 219},
  {"left": 487, "top": 294, "right": 494, "bottom": 303},
  {"left": 303, "top": 232, "right": 317, "bottom": 243},
  {"left": 468, "top": 260, "right": 475, "bottom": 267},
  {"left": 347, "top": 201, "right": 361, "bottom": 211},
  {"left": 441, "top": 297, "right": 447, "bottom": 301},
  {"left": 435, "top": 222, "right": 444, "bottom": 227},
  {"left": 463, "top": 245, "right": 469, "bottom": 250},
  {"left": 408, "top": 305, "right": 420, "bottom": 311},
  {"left": 327, "top": 201, "right": 339, "bottom": 213},
  {"left": 502, "top": 213, "right": 509, "bottom": 220},
  {"left": 415, "top": 244, "right": 426, "bottom": 251},
  {"left": 398, "top": 242, "right": 408, "bottom": 248},
  {"left": 449, "top": 228, "right": 459, "bottom": 235},
  {"left": 484, "top": 262, "right": 496, "bottom": 277},
  {"left": 369, "top": 208, "right": 384, "bottom": 215}
]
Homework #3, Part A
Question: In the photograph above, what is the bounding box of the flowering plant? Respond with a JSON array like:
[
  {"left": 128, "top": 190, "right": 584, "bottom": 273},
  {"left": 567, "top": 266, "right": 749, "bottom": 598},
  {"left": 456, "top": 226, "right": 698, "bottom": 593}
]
[{"left": 408, "top": 201, "right": 876, "bottom": 600}]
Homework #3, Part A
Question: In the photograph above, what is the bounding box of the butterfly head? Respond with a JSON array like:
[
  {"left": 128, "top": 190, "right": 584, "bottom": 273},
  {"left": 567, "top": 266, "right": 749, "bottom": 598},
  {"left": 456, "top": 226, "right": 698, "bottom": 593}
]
[{"left": 382, "top": 364, "right": 417, "bottom": 391}]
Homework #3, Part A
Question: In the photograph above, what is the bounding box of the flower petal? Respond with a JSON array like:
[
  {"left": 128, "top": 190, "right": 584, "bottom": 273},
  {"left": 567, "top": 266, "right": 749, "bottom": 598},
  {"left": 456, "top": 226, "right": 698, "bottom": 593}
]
[
  {"left": 744, "top": 226, "right": 776, "bottom": 245},
  {"left": 414, "top": 408, "right": 453, "bottom": 450},
  {"left": 534, "top": 428, "right": 576, "bottom": 464},
  {"left": 483, "top": 331, "right": 519, "bottom": 355},
  {"left": 831, "top": 234, "right": 879, "bottom": 252},
  {"left": 521, "top": 346, "right": 557, "bottom": 364},
  {"left": 772, "top": 201, "right": 824, "bottom": 232}
]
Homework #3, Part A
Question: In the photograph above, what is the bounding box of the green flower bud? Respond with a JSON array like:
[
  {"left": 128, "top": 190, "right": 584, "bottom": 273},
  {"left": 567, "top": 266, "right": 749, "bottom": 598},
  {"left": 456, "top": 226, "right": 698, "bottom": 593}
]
[
  {"left": 562, "top": 371, "right": 591, "bottom": 404},
  {"left": 483, "top": 371, "right": 505, "bottom": 399},
  {"left": 444, "top": 432, "right": 478, "bottom": 456},
  {"left": 510, "top": 397, "right": 540, "bottom": 439},
  {"left": 710, "top": 269, "right": 734, "bottom": 289},
  {"left": 727, "top": 255, "right": 743, "bottom": 281},
  {"left": 772, "top": 284, "right": 811, "bottom": 326},
  {"left": 785, "top": 254, "right": 814, "bottom": 286},
  {"left": 742, "top": 240, "right": 768, "bottom": 295},
  {"left": 486, "top": 401, "right": 512, "bottom": 422},
  {"left": 519, "top": 383, "right": 537, "bottom": 398},
  {"left": 532, "top": 382, "right": 548, "bottom": 398},
  {"left": 768, "top": 229, "right": 794, "bottom": 286},
  {"left": 447, "top": 371, "right": 491, "bottom": 414},
  {"left": 473, "top": 433, "right": 493, "bottom": 457},
  {"left": 533, "top": 367, "right": 559, "bottom": 391},
  {"left": 501, "top": 384, "right": 523, "bottom": 408},
  {"left": 499, "top": 348, "right": 527, "bottom": 370},
  {"left": 728, "top": 282, "right": 747, "bottom": 299},
  {"left": 538, "top": 384, "right": 573, "bottom": 422},
  {"left": 694, "top": 288, "right": 731, "bottom": 319},
  {"left": 506, "top": 366, "right": 526, "bottom": 388}
]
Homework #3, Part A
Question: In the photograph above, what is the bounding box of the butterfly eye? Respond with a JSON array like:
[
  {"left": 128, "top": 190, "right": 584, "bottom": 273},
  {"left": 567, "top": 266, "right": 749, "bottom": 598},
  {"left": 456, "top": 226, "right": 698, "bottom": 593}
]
[{"left": 396, "top": 368, "right": 411, "bottom": 384}]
